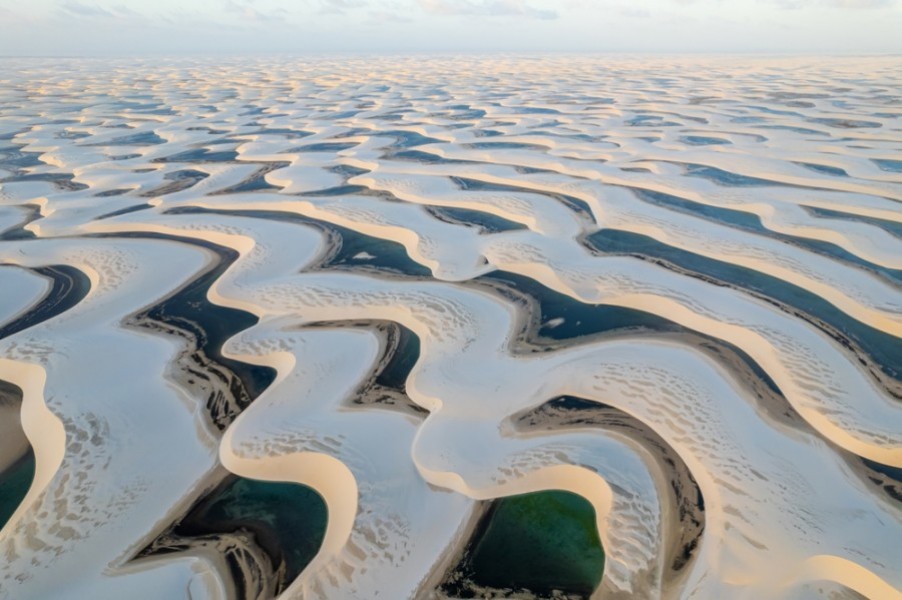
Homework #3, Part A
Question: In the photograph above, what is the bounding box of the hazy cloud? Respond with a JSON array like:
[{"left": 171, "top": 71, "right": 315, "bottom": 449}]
[
  {"left": 222, "top": 0, "right": 289, "bottom": 22},
  {"left": 773, "top": 0, "right": 894, "bottom": 7},
  {"left": 368, "top": 10, "right": 413, "bottom": 21},
  {"left": 59, "top": 2, "right": 150, "bottom": 20},
  {"left": 319, "top": 0, "right": 369, "bottom": 15},
  {"left": 2, "top": 0, "right": 899, "bottom": 55},
  {"left": 0, "top": 6, "right": 30, "bottom": 25},
  {"left": 112, "top": 4, "right": 139, "bottom": 16},
  {"left": 61, "top": 2, "right": 114, "bottom": 17},
  {"left": 678, "top": 0, "right": 894, "bottom": 5},
  {"left": 619, "top": 6, "right": 653, "bottom": 17},
  {"left": 821, "top": 0, "right": 894, "bottom": 6},
  {"left": 418, "top": 0, "right": 558, "bottom": 20}
]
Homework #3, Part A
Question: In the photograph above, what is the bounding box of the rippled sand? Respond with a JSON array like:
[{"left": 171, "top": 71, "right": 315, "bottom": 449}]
[{"left": 0, "top": 55, "right": 900, "bottom": 600}]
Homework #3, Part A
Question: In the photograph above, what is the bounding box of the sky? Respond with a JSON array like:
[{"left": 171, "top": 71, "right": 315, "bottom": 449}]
[{"left": 0, "top": 0, "right": 900, "bottom": 55}]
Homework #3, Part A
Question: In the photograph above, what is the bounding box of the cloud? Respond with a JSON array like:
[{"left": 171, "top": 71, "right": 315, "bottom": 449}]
[
  {"left": 368, "top": 8, "right": 415, "bottom": 22},
  {"left": 222, "top": 0, "right": 289, "bottom": 22},
  {"left": 0, "top": 7, "right": 24, "bottom": 21},
  {"left": 418, "top": 0, "right": 558, "bottom": 20},
  {"left": 318, "top": 0, "right": 368, "bottom": 15},
  {"left": 773, "top": 0, "right": 894, "bottom": 7},
  {"left": 61, "top": 2, "right": 114, "bottom": 17},
  {"left": 112, "top": 5, "right": 140, "bottom": 17},
  {"left": 677, "top": 0, "right": 894, "bottom": 5},
  {"left": 618, "top": 6, "right": 652, "bottom": 17},
  {"left": 821, "top": 0, "right": 894, "bottom": 6},
  {"left": 58, "top": 2, "right": 149, "bottom": 20}
]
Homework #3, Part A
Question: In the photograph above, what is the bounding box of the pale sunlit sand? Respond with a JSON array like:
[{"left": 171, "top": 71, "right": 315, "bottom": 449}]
[{"left": 0, "top": 55, "right": 900, "bottom": 600}]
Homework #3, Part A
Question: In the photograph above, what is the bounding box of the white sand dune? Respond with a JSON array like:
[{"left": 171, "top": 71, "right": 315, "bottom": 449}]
[
  {"left": 0, "top": 55, "right": 900, "bottom": 600},
  {"left": 0, "top": 238, "right": 226, "bottom": 599}
]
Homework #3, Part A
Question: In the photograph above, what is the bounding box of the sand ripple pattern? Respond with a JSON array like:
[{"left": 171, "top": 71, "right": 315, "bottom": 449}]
[{"left": 0, "top": 56, "right": 900, "bottom": 599}]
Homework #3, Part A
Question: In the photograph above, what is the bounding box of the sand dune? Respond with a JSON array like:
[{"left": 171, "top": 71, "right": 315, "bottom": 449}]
[{"left": 0, "top": 55, "right": 900, "bottom": 600}]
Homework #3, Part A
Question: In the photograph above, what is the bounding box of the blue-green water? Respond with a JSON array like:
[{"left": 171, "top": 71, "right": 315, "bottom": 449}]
[
  {"left": 153, "top": 148, "right": 239, "bottom": 163},
  {"left": 872, "top": 158, "right": 902, "bottom": 173},
  {"left": 99, "top": 231, "right": 276, "bottom": 422},
  {"left": 0, "top": 450, "right": 35, "bottom": 530},
  {"left": 103, "top": 131, "right": 167, "bottom": 146},
  {"left": 482, "top": 270, "right": 683, "bottom": 341},
  {"left": 165, "top": 206, "right": 433, "bottom": 278},
  {"left": 482, "top": 270, "right": 784, "bottom": 396},
  {"left": 144, "top": 169, "right": 210, "bottom": 196},
  {"left": 444, "top": 490, "right": 605, "bottom": 598},
  {"left": 466, "top": 142, "right": 551, "bottom": 151},
  {"left": 390, "top": 150, "right": 477, "bottom": 164},
  {"left": 0, "top": 265, "right": 90, "bottom": 339},
  {"left": 862, "top": 458, "right": 902, "bottom": 502},
  {"left": 213, "top": 164, "right": 287, "bottom": 194},
  {"left": 175, "top": 476, "right": 327, "bottom": 588},
  {"left": 680, "top": 136, "right": 731, "bottom": 146},
  {"left": 795, "top": 162, "right": 848, "bottom": 177},
  {"left": 587, "top": 229, "right": 902, "bottom": 381},
  {"left": 375, "top": 324, "right": 421, "bottom": 392},
  {"left": 94, "top": 188, "right": 134, "bottom": 198},
  {"left": 251, "top": 127, "right": 312, "bottom": 139},
  {"left": 427, "top": 206, "right": 527, "bottom": 233},
  {"left": 803, "top": 206, "right": 902, "bottom": 239},
  {"left": 298, "top": 184, "right": 370, "bottom": 197},
  {"left": 286, "top": 142, "right": 357, "bottom": 153},
  {"left": 630, "top": 188, "right": 901, "bottom": 284},
  {"left": 452, "top": 177, "right": 596, "bottom": 222},
  {"left": 0, "top": 171, "right": 88, "bottom": 191},
  {"left": 807, "top": 117, "right": 881, "bottom": 129},
  {"left": 96, "top": 202, "right": 153, "bottom": 219},
  {"left": 682, "top": 163, "right": 792, "bottom": 187}
]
